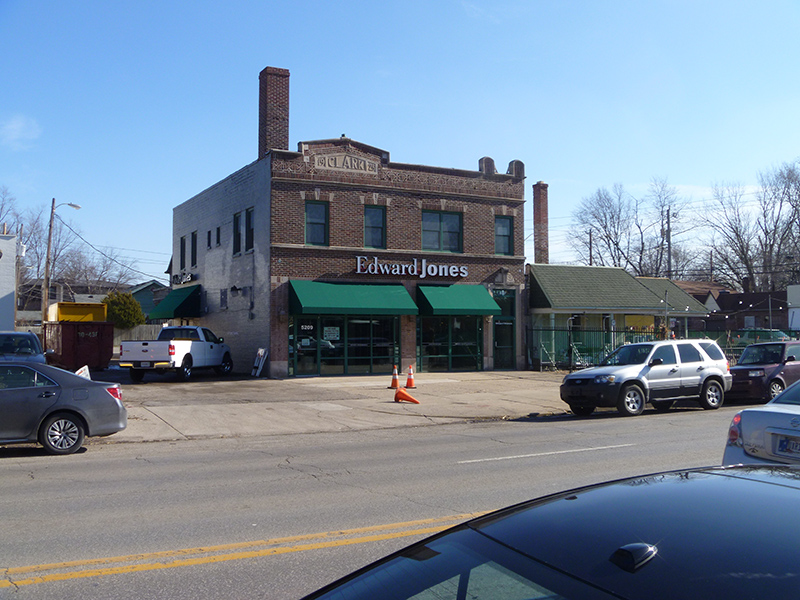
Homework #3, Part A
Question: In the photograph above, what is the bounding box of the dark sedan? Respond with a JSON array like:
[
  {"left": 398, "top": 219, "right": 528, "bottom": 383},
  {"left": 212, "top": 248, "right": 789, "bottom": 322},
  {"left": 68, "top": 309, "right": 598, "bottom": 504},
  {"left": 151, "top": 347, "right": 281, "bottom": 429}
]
[
  {"left": 729, "top": 341, "right": 800, "bottom": 401},
  {"left": 0, "top": 362, "right": 126, "bottom": 454},
  {"left": 301, "top": 465, "right": 800, "bottom": 599}
]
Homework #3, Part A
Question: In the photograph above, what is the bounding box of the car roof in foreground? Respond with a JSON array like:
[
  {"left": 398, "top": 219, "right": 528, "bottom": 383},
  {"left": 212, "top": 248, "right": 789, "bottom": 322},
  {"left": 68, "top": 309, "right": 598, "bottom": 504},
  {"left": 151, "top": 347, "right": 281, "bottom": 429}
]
[{"left": 473, "top": 465, "right": 800, "bottom": 597}]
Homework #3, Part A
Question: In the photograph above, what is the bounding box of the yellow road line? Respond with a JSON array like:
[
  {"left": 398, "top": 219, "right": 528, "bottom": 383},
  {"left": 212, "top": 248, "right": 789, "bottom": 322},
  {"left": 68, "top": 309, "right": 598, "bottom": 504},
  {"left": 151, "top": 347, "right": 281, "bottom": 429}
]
[{"left": 1, "top": 511, "right": 490, "bottom": 589}]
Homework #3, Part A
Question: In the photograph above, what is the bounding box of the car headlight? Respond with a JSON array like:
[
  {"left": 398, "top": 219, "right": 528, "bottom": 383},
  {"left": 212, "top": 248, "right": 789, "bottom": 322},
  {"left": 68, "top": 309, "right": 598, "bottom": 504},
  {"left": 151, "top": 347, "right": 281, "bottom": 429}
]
[
  {"left": 594, "top": 375, "right": 616, "bottom": 384},
  {"left": 748, "top": 369, "right": 765, "bottom": 377}
]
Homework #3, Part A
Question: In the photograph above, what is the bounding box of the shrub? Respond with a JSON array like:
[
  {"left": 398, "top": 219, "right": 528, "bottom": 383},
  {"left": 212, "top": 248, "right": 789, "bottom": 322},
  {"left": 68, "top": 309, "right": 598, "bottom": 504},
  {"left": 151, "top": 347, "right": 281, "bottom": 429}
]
[{"left": 103, "top": 291, "right": 146, "bottom": 329}]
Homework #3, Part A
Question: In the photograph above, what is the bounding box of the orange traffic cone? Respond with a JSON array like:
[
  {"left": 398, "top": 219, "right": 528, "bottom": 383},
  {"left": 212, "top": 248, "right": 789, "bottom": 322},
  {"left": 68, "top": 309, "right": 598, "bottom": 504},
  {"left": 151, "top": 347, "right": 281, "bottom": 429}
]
[
  {"left": 387, "top": 365, "right": 399, "bottom": 389},
  {"left": 405, "top": 365, "right": 416, "bottom": 389},
  {"left": 394, "top": 387, "right": 420, "bottom": 404}
]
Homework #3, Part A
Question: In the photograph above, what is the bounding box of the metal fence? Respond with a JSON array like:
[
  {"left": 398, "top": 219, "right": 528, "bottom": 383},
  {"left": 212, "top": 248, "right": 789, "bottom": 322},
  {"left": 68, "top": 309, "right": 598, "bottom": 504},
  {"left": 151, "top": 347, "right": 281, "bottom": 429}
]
[{"left": 527, "top": 327, "right": 800, "bottom": 371}]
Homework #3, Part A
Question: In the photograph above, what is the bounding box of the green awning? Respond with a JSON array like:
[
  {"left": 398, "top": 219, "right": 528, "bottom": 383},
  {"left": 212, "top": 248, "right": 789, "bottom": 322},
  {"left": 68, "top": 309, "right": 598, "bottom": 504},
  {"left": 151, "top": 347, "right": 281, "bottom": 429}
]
[
  {"left": 289, "top": 280, "right": 418, "bottom": 315},
  {"left": 148, "top": 284, "right": 202, "bottom": 320},
  {"left": 417, "top": 284, "right": 501, "bottom": 316}
]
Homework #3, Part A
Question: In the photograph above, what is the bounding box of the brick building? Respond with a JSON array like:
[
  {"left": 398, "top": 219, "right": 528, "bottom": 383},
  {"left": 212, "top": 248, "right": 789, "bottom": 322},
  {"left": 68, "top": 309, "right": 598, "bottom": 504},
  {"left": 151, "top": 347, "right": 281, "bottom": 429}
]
[{"left": 167, "top": 66, "right": 527, "bottom": 377}]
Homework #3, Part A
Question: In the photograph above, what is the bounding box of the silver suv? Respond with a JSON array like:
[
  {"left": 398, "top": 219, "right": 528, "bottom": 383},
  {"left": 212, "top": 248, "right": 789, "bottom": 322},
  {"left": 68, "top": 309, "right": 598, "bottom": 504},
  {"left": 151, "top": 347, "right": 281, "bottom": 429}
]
[{"left": 560, "top": 339, "right": 732, "bottom": 416}]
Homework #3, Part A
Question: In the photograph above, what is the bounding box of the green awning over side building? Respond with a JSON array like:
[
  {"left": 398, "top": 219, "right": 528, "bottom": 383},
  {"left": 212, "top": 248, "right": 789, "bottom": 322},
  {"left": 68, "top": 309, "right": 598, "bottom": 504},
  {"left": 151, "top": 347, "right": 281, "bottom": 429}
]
[
  {"left": 148, "top": 284, "right": 202, "bottom": 320},
  {"left": 289, "top": 280, "right": 418, "bottom": 315},
  {"left": 417, "top": 285, "right": 501, "bottom": 316}
]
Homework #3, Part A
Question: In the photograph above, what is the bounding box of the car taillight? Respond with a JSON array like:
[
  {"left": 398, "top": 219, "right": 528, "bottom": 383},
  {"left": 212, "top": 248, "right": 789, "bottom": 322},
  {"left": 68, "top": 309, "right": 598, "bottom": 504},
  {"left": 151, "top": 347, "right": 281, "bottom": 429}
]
[
  {"left": 106, "top": 386, "right": 122, "bottom": 401},
  {"left": 169, "top": 342, "right": 175, "bottom": 356},
  {"left": 727, "top": 413, "right": 742, "bottom": 446}
]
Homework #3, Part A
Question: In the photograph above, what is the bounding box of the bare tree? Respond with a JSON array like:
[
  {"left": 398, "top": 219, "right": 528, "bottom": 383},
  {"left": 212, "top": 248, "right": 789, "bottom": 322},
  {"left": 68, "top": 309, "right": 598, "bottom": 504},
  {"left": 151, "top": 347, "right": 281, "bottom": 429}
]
[
  {"left": 705, "top": 162, "right": 800, "bottom": 291},
  {"left": 573, "top": 177, "right": 699, "bottom": 277},
  {"left": 0, "top": 186, "right": 17, "bottom": 229},
  {"left": 7, "top": 193, "right": 138, "bottom": 302}
]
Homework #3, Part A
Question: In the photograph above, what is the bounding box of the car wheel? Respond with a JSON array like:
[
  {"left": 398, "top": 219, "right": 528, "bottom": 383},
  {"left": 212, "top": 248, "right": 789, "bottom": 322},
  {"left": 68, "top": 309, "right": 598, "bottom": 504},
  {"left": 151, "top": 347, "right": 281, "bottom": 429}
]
[
  {"left": 129, "top": 368, "right": 145, "bottom": 383},
  {"left": 569, "top": 404, "right": 595, "bottom": 416},
  {"left": 651, "top": 400, "right": 675, "bottom": 412},
  {"left": 769, "top": 380, "right": 785, "bottom": 400},
  {"left": 617, "top": 384, "right": 645, "bottom": 416},
  {"left": 176, "top": 357, "right": 192, "bottom": 381},
  {"left": 214, "top": 353, "right": 233, "bottom": 375},
  {"left": 39, "top": 413, "right": 85, "bottom": 455},
  {"left": 699, "top": 379, "right": 724, "bottom": 410}
]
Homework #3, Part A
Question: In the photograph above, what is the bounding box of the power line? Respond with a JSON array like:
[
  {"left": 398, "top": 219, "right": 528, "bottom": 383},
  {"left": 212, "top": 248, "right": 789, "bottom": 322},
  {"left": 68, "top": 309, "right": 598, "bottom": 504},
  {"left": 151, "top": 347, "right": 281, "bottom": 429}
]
[{"left": 54, "top": 214, "right": 170, "bottom": 284}]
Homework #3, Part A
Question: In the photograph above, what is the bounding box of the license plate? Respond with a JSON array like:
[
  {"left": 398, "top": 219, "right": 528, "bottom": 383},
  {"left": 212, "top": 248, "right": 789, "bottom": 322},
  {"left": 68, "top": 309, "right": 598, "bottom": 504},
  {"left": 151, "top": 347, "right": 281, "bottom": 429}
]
[
  {"left": 777, "top": 437, "right": 800, "bottom": 455},
  {"left": 140, "top": 362, "right": 151, "bottom": 368}
]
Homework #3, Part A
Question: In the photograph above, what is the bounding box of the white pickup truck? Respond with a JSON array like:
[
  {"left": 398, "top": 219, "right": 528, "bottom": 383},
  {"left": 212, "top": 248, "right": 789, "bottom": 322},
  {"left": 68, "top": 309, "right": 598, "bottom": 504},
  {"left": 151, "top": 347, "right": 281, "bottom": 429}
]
[{"left": 119, "top": 326, "right": 233, "bottom": 383}]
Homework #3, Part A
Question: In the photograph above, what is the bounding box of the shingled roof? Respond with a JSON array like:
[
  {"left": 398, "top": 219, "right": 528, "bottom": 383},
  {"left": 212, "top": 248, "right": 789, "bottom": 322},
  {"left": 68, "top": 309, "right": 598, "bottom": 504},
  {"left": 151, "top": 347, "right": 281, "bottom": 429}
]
[
  {"left": 528, "top": 264, "right": 708, "bottom": 316},
  {"left": 637, "top": 277, "right": 710, "bottom": 315},
  {"left": 529, "top": 264, "right": 661, "bottom": 312}
]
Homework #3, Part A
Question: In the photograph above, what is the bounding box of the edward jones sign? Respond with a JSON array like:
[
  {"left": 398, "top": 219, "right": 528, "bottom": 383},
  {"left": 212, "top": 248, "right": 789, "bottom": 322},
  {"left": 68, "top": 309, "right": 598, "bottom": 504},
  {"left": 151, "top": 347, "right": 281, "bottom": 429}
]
[{"left": 356, "top": 256, "right": 468, "bottom": 279}]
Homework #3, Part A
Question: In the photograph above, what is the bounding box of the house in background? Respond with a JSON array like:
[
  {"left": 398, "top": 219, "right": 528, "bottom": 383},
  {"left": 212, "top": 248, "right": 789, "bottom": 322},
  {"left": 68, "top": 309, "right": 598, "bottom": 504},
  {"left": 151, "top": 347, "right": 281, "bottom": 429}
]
[
  {"left": 527, "top": 264, "right": 707, "bottom": 368},
  {"left": 710, "top": 290, "right": 789, "bottom": 332},
  {"left": 127, "top": 279, "right": 169, "bottom": 318}
]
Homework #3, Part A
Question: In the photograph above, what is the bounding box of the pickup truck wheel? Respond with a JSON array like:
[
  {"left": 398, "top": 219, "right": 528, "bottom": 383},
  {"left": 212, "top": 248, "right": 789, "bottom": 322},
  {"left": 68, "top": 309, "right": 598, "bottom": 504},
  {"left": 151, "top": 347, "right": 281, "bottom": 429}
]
[
  {"left": 698, "top": 380, "right": 723, "bottom": 410},
  {"left": 569, "top": 404, "right": 595, "bottom": 416},
  {"left": 214, "top": 353, "right": 233, "bottom": 376},
  {"left": 617, "top": 383, "right": 645, "bottom": 416},
  {"left": 129, "top": 368, "right": 145, "bottom": 383},
  {"left": 176, "top": 357, "right": 192, "bottom": 382},
  {"left": 39, "top": 413, "right": 85, "bottom": 455},
  {"left": 651, "top": 400, "right": 674, "bottom": 412}
]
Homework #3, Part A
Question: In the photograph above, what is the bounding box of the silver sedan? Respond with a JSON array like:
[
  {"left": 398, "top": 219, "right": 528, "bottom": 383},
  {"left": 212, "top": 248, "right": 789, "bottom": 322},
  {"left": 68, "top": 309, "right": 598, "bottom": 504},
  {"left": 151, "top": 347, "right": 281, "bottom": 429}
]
[
  {"left": 0, "top": 362, "right": 126, "bottom": 454},
  {"left": 724, "top": 378, "right": 800, "bottom": 465}
]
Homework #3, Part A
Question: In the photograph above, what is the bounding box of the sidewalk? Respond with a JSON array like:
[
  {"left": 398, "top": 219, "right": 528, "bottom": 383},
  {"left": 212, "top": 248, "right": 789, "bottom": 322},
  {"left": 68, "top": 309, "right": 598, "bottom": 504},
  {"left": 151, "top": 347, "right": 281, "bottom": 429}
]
[{"left": 102, "top": 369, "right": 568, "bottom": 444}]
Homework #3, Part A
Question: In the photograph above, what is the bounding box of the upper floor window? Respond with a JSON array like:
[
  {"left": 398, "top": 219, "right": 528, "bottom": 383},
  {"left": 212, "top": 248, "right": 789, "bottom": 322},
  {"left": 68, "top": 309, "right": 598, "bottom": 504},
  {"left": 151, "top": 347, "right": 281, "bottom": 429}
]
[
  {"left": 233, "top": 212, "right": 242, "bottom": 255},
  {"left": 495, "top": 216, "right": 513, "bottom": 255},
  {"left": 364, "top": 206, "right": 386, "bottom": 249},
  {"left": 190, "top": 231, "right": 197, "bottom": 267},
  {"left": 305, "top": 201, "right": 328, "bottom": 246},
  {"left": 216, "top": 226, "right": 221, "bottom": 247},
  {"left": 245, "top": 207, "right": 254, "bottom": 252},
  {"left": 180, "top": 235, "right": 186, "bottom": 270},
  {"left": 422, "top": 211, "right": 462, "bottom": 252}
]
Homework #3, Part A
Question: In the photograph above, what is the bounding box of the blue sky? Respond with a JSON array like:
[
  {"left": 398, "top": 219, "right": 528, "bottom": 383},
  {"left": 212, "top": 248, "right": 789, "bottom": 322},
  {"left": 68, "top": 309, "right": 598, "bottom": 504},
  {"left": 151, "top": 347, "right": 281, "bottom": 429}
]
[{"left": 2, "top": 1, "right": 800, "bottom": 283}]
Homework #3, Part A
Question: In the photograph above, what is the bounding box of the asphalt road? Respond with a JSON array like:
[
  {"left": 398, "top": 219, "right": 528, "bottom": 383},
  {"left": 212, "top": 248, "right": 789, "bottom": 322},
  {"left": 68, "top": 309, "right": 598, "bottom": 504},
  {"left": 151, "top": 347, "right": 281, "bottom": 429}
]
[{"left": 0, "top": 402, "right": 737, "bottom": 600}]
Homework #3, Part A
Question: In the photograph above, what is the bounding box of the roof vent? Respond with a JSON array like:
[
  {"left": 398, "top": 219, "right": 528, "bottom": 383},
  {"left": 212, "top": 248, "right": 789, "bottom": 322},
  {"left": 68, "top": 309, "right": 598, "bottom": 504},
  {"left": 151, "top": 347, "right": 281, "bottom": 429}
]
[{"left": 609, "top": 543, "right": 658, "bottom": 573}]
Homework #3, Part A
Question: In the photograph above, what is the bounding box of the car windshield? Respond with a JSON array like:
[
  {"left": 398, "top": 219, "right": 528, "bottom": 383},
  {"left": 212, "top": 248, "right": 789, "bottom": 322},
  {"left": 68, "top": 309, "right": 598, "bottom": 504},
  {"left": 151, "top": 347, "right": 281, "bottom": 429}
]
[
  {"left": 738, "top": 344, "right": 783, "bottom": 366},
  {"left": 0, "top": 334, "right": 39, "bottom": 355},
  {"left": 600, "top": 344, "right": 653, "bottom": 366},
  {"left": 306, "top": 527, "right": 615, "bottom": 599}
]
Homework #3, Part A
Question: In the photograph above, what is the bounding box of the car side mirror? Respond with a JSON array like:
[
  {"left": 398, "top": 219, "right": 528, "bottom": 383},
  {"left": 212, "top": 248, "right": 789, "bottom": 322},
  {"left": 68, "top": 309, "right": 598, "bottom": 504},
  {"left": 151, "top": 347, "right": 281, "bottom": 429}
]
[
  {"left": 45, "top": 348, "right": 54, "bottom": 355},
  {"left": 787, "top": 355, "right": 796, "bottom": 363},
  {"left": 649, "top": 358, "right": 663, "bottom": 367}
]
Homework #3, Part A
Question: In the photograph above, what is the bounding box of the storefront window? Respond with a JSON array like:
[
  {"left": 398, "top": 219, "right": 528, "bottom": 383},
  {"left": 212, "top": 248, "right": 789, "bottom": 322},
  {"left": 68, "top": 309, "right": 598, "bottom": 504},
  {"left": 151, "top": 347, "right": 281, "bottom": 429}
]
[
  {"left": 419, "top": 316, "right": 482, "bottom": 372},
  {"left": 290, "top": 315, "right": 399, "bottom": 376},
  {"left": 320, "top": 317, "right": 345, "bottom": 375}
]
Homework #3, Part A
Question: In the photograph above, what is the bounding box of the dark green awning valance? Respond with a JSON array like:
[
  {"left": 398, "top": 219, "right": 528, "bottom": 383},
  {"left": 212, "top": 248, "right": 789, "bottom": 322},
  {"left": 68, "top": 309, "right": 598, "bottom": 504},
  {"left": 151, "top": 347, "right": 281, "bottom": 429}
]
[
  {"left": 289, "top": 280, "right": 418, "bottom": 315},
  {"left": 148, "top": 284, "right": 202, "bottom": 320},
  {"left": 417, "top": 284, "right": 501, "bottom": 316}
]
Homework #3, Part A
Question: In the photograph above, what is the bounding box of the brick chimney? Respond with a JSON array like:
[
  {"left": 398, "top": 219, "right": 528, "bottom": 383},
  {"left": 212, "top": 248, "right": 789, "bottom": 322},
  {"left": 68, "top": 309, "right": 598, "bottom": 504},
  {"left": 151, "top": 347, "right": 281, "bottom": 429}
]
[
  {"left": 532, "top": 181, "right": 549, "bottom": 264},
  {"left": 258, "top": 66, "right": 290, "bottom": 157}
]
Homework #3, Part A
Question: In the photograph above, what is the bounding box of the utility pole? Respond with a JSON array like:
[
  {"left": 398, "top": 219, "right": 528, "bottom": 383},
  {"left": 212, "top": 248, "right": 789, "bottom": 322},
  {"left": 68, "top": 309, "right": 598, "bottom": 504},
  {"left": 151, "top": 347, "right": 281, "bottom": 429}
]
[{"left": 666, "top": 207, "right": 672, "bottom": 279}]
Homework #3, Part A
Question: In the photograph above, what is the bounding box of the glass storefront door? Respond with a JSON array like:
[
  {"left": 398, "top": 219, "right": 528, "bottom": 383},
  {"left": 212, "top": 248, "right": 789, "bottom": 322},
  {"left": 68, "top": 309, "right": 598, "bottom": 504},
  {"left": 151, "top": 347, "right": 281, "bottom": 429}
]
[{"left": 493, "top": 289, "right": 516, "bottom": 370}]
